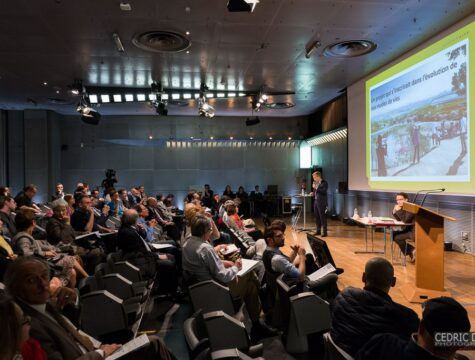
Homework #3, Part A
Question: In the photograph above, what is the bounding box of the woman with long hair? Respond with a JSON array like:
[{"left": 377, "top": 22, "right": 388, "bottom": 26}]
[{"left": 0, "top": 296, "right": 46, "bottom": 360}]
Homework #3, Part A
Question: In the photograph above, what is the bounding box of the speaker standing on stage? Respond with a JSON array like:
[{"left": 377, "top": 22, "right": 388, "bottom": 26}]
[{"left": 312, "top": 171, "right": 328, "bottom": 237}]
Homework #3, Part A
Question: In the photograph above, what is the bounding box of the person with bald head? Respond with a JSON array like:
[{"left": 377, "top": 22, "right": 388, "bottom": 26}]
[
  {"left": 330, "top": 257, "right": 419, "bottom": 357},
  {"left": 118, "top": 209, "right": 178, "bottom": 296}
]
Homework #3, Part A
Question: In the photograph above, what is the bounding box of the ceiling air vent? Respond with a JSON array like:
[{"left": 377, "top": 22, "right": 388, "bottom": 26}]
[
  {"left": 323, "top": 40, "right": 376, "bottom": 58},
  {"left": 132, "top": 30, "right": 191, "bottom": 53}
]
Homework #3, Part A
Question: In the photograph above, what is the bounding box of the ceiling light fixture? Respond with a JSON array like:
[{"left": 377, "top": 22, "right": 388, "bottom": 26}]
[
  {"left": 305, "top": 39, "right": 321, "bottom": 59},
  {"left": 150, "top": 81, "right": 168, "bottom": 116},
  {"left": 198, "top": 82, "right": 215, "bottom": 118},
  {"left": 77, "top": 94, "right": 101, "bottom": 125},
  {"left": 112, "top": 33, "right": 125, "bottom": 52}
]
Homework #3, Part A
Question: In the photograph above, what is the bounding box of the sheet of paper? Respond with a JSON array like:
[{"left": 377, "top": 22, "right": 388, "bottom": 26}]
[
  {"left": 150, "top": 243, "right": 174, "bottom": 250},
  {"left": 75, "top": 231, "right": 99, "bottom": 240},
  {"left": 107, "top": 334, "right": 150, "bottom": 360},
  {"left": 307, "top": 263, "right": 336, "bottom": 282},
  {"left": 98, "top": 230, "right": 118, "bottom": 237},
  {"left": 221, "top": 244, "right": 239, "bottom": 255},
  {"left": 237, "top": 259, "right": 259, "bottom": 277}
]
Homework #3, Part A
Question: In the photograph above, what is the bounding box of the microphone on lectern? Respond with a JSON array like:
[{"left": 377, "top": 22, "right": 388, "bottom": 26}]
[
  {"left": 413, "top": 188, "right": 445, "bottom": 204},
  {"left": 420, "top": 188, "right": 445, "bottom": 207}
]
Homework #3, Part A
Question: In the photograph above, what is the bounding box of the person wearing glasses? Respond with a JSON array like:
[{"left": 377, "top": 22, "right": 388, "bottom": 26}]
[{"left": 0, "top": 296, "right": 46, "bottom": 360}]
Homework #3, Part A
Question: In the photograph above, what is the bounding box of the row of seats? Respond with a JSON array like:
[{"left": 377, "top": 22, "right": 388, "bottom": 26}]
[{"left": 77, "top": 252, "right": 154, "bottom": 343}]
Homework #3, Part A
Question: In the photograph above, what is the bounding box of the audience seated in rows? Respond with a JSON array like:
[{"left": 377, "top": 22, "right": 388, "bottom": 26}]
[
  {"left": 13, "top": 209, "right": 89, "bottom": 288},
  {"left": 118, "top": 209, "right": 179, "bottom": 295},
  {"left": 262, "top": 221, "right": 339, "bottom": 302},
  {"left": 4, "top": 257, "right": 174, "bottom": 359},
  {"left": 330, "top": 257, "right": 420, "bottom": 357},
  {"left": 0, "top": 195, "right": 17, "bottom": 239},
  {"left": 145, "top": 197, "right": 180, "bottom": 241},
  {"left": 182, "top": 213, "right": 277, "bottom": 343},
  {"left": 14, "top": 184, "right": 41, "bottom": 213},
  {"left": 46, "top": 200, "right": 104, "bottom": 274}
]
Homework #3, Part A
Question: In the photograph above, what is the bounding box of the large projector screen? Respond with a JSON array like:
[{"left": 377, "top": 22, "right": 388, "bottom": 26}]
[{"left": 363, "top": 20, "right": 475, "bottom": 193}]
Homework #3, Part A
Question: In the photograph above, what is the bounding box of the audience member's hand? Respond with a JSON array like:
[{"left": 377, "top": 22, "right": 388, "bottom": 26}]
[
  {"left": 101, "top": 343, "right": 121, "bottom": 358},
  {"left": 234, "top": 258, "right": 243, "bottom": 270},
  {"left": 53, "top": 286, "right": 78, "bottom": 309},
  {"left": 148, "top": 219, "right": 157, "bottom": 227},
  {"left": 45, "top": 250, "right": 57, "bottom": 257},
  {"left": 290, "top": 245, "right": 300, "bottom": 253},
  {"left": 298, "top": 247, "right": 306, "bottom": 257},
  {"left": 393, "top": 204, "right": 401, "bottom": 212},
  {"left": 49, "top": 277, "right": 63, "bottom": 295},
  {"left": 63, "top": 215, "right": 70, "bottom": 224},
  {"left": 158, "top": 254, "right": 168, "bottom": 260},
  {"left": 222, "top": 260, "right": 234, "bottom": 268}
]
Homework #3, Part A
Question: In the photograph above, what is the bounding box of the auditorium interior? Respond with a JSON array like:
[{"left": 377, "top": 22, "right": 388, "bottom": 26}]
[{"left": 1, "top": 1, "right": 475, "bottom": 359}]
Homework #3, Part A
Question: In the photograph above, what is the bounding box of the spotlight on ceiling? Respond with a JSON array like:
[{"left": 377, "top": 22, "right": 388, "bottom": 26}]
[
  {"left": 112, "top": 33, "right": 125, "bottom": 53},
  {"left": 227, "top": 0, "right": 259, "bottom": 12},
  {"left": 305, "top": 39, "right": 321, "bottom": 59},
  {"left": 246, "top": 116, "right": 260, "bottom": 126},
  {"left": 198, "top": 82, "right": 215, "bottom": 118},
  {"left": 252, "top": 90, "right": 268, "bottom": 112},
  {"left": 150, "top": 81, "right": 168, "bottom": 116},
  {"left": 77, "top": 94, "right": 101, "bottom": 125},
  {"left": 69, "top": 80, "right": 84, "bottom": 96}
]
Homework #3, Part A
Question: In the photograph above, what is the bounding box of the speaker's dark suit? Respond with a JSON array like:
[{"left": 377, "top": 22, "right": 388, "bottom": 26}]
[{"left": 313, "top": 179, "right": 328, "bottom": 234}]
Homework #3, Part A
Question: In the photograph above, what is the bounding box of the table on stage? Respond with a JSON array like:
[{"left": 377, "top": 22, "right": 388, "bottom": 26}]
[
  {"left": 353, "top": 217, "right": 407, "bottom": 256},
  {"left": 292, "top": 194, "right": 314, "bottom": 232}
]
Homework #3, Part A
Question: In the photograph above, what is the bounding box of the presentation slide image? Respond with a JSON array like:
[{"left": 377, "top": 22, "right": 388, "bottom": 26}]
[{"left": 369, "top": 39, "right": 469, "bottom": 182}]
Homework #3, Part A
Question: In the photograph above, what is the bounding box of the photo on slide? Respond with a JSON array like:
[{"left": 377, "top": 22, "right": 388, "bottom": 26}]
[{"left": 369, "top": 39, "right": 469, "bottom": 182}]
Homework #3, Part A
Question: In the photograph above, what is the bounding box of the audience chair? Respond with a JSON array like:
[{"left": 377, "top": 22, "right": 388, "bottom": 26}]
[
  {"left": 101, "top": 273, "right": 147, "bottom": 303},
  {"left": 189, "top": 280, "right": 236, "bottom": 316},
  {"left": 203, "top": 311, "right": 263, "bottom": 357},
  {"left": 286, "top": 292, "right": 331, "bottom": 353},
  {"left": 80, "top": 290, "right": 135, "bottom": 343},
  {"left": 211, "top": 348, "right": 265, "bottom": 360},
  {"left": 322, "top": 332, "right": 354, "bottom": 360},
  {"left": 183, "top": 310, "right": 211, "bottom": 360}
]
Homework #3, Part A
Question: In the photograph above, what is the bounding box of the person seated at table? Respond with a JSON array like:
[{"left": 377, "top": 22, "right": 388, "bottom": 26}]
[{"left": 392, "top": 192, "right": 416, "bottom": 262}]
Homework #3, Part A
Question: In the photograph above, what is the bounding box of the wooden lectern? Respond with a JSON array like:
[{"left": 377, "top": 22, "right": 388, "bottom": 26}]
[{"left": 400, "top": 202, "right": 456, "bottom": 303}]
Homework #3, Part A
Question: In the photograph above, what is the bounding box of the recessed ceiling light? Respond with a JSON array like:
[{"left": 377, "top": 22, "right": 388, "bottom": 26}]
[
  {"left": 137, "top": 94, "right": 146, "bottom": 101},
  {"left": 43, "top": 82, "right": 48, "bottom": 86},
  {"left": 288, "top": 136, "right": 292, "bottom": 140},
  {"left": 186, "top": 31, "right": 190, "bottom": 35},
  {"left": 120, "top": 2, "right": 132, "bottom": 11},
  {"left": 89, "top": 95, "right": 98, "bottom": 103},
  {"left": 230, "top": 136, "right": 234, "bottom": 140},
  {"left": 113, "top": 94, "right": 122, "bottom": 102},
  {"left": 186, "top": 50, "right": 190, "bottom": 54},
  {"left": 125, "top": 94, "right": 134, "bottom": 102},
  {"left": 148, "top": 135, "right": 153, "bottom": 140},
  {"left": 250, "top": 136, "right": 254, "bottom": 140},
  {"left": 56, "top": 90, "right": 60, "bottom": 94},
  {"left": 269, "top": 137, "right": 273, "bottom": 140},
  {"left": 101, "top": 94, "right": 110, "bottom": 103},
  {"left": 210, "top": 136, "right": 214, "bottom": 140}
]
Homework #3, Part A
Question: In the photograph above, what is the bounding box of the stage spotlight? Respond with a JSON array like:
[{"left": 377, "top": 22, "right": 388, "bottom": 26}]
[
  {"left": 77, "top": 95, "right": 101, "bottom": 125},
  {"left": 198, "top": 82, "right": 215, "bottom": 118},
  {"left": 305, "top": 40, "right": 321, "bottom": 59}
]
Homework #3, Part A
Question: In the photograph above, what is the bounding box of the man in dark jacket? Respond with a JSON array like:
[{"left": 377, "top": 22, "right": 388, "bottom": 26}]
[
  {"left": 392, "top": 192, "right": 416, "bottom": 260},
  {"left": 330, "top": 257, "right": 419, "bottom": 357},
  {"left": 312, "top": 171, "right": 328, "bottom": 236},
  {"left": 118, "top": 209, "right": 178, "bottom": 295},
  {"left": 355, "top": 297, "right": 471, "bottom": 360}
]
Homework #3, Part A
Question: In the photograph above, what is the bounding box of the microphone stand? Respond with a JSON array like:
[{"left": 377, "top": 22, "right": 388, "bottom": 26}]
[{"left": 420, "top": 188, "right": 445, "bottom": 207}]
